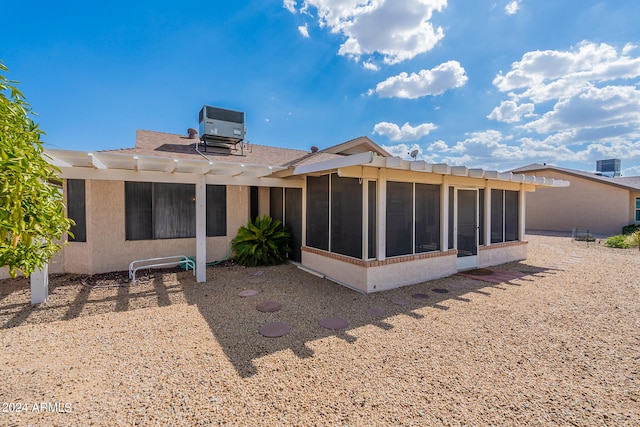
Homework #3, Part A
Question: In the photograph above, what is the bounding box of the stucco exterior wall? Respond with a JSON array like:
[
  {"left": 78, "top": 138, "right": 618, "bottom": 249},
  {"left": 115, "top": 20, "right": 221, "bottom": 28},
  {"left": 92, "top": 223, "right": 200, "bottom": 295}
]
[
  {"left": 478, "top": 241, "right": 528, "bottom": 268},
  {"left": 58, "top": 181, "right": 249, "bottom": 275},
  {"left": 525, "top": 171, "right": 630, "bottom": 236},
  {"left": 301, "top": 247, "right": 458, "bottom": 293}
]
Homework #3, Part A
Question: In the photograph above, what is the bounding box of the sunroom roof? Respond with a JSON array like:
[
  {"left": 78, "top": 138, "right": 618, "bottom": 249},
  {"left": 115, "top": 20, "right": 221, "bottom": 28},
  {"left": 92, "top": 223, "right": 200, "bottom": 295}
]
[{"left": 292, "top": 151, "right": 570, "bottom": 187}]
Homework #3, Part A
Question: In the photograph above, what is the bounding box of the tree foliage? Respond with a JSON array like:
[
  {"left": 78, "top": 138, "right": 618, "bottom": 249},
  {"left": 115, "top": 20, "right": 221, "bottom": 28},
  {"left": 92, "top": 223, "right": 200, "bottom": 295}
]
[
  {"left": 0, "top": 62, "right": 73, "bottom": 278},
  {"left": 232, "top": 215, "right": 291, "bottom": 266}
]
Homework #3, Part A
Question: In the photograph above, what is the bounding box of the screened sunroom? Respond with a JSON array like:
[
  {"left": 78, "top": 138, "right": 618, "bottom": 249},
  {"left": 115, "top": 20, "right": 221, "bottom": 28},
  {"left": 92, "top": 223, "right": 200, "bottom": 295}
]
[{"left": 293, "top": 153, "right": 568, "bottom": 293}]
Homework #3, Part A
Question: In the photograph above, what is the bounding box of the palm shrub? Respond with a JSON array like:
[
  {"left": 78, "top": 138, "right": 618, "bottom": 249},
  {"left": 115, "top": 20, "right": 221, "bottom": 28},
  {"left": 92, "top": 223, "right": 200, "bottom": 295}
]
[{"left": 232, "top": 215, "right": 291, "bottom": 266}]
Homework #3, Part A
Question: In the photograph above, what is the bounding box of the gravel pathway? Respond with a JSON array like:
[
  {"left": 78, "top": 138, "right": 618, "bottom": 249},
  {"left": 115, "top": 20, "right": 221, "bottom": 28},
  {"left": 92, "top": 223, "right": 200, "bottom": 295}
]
[{"left": 1, "top": 234, "right": 638, "bottom": 426}]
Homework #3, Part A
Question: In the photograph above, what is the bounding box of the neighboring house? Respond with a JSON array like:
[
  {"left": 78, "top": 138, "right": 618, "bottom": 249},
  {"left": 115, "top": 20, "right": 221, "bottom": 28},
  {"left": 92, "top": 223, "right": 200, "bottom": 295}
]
[
  {"left": 2, "top": 130, "right": 568, "bottom": 292},
  {"left": 512, "top": 163, "right": 640, "bottom": 236}
]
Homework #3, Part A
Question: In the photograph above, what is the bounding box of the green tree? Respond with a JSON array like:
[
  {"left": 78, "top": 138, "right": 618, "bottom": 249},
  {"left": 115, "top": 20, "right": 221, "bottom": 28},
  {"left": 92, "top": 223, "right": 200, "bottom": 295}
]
[{"left": 0, "top": 62, "right": 73, "bottom": 278}]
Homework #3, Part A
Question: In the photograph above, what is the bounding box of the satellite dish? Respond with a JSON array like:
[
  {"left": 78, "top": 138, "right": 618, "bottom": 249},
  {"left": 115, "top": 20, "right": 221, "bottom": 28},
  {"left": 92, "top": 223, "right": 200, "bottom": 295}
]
[{"left": 409, "top": 149, "right": 419, "bottom": 160}]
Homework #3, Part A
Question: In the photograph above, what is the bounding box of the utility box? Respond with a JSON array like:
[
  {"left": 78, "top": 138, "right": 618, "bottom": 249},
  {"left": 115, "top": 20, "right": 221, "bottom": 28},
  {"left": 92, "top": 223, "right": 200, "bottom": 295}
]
[{"left": 198, "top": 105, "right": 245, "bottom": 144}]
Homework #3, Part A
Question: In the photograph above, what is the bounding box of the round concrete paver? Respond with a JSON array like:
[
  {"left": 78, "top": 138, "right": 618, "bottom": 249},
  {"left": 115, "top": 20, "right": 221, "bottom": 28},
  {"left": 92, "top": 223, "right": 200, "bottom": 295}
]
[
  {"left": 259, "top": 322, "right": 290, "bottom": 338},
  {"left": 411, "top": 293, "right": 429, "bottom": 300},
  {"left": 248, "top": 270, "right": 265, "bottom": 276},
  {"left": 256, "top": 301, "right": 282, "bottom": 313},
  {"left": 238, "top": 289, "right": 259, "bottom": 297},
  {"left": 248, "top": 277, "right": 268, "bottom": 284},
  {"left": 391, "top": 297, "right": 410, "bottom": 306},
  {"left": 319, "top": 317, "right": 349, "bottom": 330},
  {"left": 366, "top": 307, "right": 385, "bottom": 317}
]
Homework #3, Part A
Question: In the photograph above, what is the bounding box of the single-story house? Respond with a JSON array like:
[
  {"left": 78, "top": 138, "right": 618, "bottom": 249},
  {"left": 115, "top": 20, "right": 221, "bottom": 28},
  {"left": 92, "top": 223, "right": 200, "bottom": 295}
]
[
  {"left": 2, "top": 130, "right": 569, "bottom": 293},
  {"left": 512, "top": 164, "right": 640, "bottom": 236}
]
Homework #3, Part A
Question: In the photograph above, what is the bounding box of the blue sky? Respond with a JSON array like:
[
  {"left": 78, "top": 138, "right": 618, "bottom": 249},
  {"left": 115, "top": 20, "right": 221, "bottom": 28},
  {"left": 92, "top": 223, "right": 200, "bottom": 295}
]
[{"left": 2, "top": 0, "right": 640, "bottom": 174}]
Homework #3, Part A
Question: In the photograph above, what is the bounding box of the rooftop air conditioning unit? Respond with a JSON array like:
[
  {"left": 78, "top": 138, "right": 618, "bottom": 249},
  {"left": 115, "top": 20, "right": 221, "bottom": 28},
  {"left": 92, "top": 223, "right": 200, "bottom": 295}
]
[
  {"left": 595, "top": 159, "right": 621, "bottom": 177},
  {"left": 198, "top": 106, "right": 245, "bottom": 151}
]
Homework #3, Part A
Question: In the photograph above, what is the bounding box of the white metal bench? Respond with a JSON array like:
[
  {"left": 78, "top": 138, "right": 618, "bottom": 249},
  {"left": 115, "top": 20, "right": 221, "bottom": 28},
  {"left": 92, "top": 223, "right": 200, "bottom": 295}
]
[{"left": 129, "top": 255, "right": 195, "bottom": 286}]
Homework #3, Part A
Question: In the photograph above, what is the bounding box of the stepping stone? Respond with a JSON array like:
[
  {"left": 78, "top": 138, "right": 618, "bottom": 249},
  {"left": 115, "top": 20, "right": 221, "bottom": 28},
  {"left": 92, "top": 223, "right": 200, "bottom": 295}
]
[
  {"left": 248, "top": 270, "right": 265, "bottom": 276},
  {"left": 238, "top": 289, "right": 259, "bottom": 297},
  {"left": 259, "top": 322, "right": 290, "bottom": 338},
  {"left": 391, "top": 297, "right": 410, "bottom": 306},
  {"left": 366, "top": 307, "right": 385, "bottom": 317},
  {"left": 431, "top": 288, "right": 449, "bottom": 294},
  {"left": 256, "top": 301, "right": 282, "bottom": 312},
  {"left": 248, "top": 277, "right": 268, "bottom": 284},
  {"left": 411, "top": 293, "right": 429, "bottom": 300},
  {"left": 319, "top": 317, "right": 349, "bottom": 330}
]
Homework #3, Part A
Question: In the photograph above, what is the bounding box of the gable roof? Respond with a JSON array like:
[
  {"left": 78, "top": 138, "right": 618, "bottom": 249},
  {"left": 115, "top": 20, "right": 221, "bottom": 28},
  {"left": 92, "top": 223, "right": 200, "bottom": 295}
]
[
  {"left": 320, "top": 136, "right": 392, "bottom": 157},
  {"left": 512, "top": 163, "right": 640, "bottom": 191}
]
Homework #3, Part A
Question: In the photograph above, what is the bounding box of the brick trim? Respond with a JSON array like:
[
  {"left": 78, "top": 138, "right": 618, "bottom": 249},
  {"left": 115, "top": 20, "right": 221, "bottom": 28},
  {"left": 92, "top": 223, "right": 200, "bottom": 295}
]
[
  {"left": 301, "top": 246, "right": 458, "bottom": 267},
  {"left": 479, "top": 240, "right": 528, "bottom": 251}
]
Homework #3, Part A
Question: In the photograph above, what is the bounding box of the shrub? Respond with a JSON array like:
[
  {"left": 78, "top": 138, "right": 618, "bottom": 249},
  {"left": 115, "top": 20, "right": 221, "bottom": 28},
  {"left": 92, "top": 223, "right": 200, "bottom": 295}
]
[
  {"left": 232, "top": 215, "right": 291, "bottom": 266},
  {"left": 605, "top": 234, "right": 631, "bottom": 249},
  {"left": 622, "top": 224, "right": 640, "bottom": 235},
  {"left": 625, "top": 231, "right": 640, "bottom": 249}
]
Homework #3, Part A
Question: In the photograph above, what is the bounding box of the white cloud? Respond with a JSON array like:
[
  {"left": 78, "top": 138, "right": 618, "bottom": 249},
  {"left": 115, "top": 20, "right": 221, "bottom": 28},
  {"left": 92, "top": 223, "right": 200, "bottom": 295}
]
[
  {"left": 374, "top": 61, "right": 468, "bottom": 99},
  {"left": 504, "top": 1, "right": 520, "bottom": 15},
  {"left": 363, "top": 61, "right": 380, "bottom": 71},
  {"left": 287, "top": 0, "right": 447, "bottom": 65},
  {"left": 487, "top": 100, "right": 535, "bottom": 123},
  {"left": 298, "top": 23, "right": 310, "bottom": 37},
  {"left": 489, "top": 40, "right": 640, "bottom": 158},
  {"left": 283, "top": 0, "right": 297, "bottom": 14},
  {"left": 373, "top": 121, "right": 437, "bottom": 142}
]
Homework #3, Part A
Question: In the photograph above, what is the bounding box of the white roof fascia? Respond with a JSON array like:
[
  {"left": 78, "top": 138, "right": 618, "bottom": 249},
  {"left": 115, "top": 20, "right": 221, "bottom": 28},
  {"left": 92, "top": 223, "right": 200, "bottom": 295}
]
[
  {"left": 409, "top": 160, "right": 433, "bottom": 172},
  {"left": 293, "top": 151, "right": 375, "bottom": 175},
  {"left": 451, "top": 166, "right": 468, "bottom": 176},
  {"left": 44, "top": 148, "right": 284, "bottom": 178}
]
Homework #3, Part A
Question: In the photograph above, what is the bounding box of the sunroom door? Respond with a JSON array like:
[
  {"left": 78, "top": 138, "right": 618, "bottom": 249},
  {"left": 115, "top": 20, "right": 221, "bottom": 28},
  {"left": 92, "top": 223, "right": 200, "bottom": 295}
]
[{"left": 456, "top": 189, "right": 479, "bottom": 270}]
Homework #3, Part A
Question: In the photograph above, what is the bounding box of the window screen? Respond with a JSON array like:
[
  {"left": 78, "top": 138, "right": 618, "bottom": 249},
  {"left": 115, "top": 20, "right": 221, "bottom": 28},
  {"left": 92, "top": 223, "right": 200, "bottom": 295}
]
[
  {"left": 125, "top": 181, "right": 153, "bottom": 240},
  {"left": 153, "top": 183, "right": 196, "bottom": 239},
  {"left": 491, "top": 189, "right": 504, "bottom": 244},
  {"left": 270, "top": 187, "right": 284, "bottom": 223},
  {"left": 125, "top": 182, "right": 198, "bottom": 240},
  {"left": 504, "top": 190, "right": 519, "bottom": 241},
  {"left": 206, "top": 185, "right": 227, "bottom": 237},
  {"left": 306, "top": 175, "right": 329, "bottom": 251},
  {"left": 448, "top": 187, "right": 455, "bottom": 250},
  {"left": 386, "top": 181, "right": 413, "bottom": 257},
  {"left": 331, "top": 174, "right": 363, "bottom": 258},
  {"left": 67, "top": 179, "right": 86, "bottom": 242},
  {"left": 367, "top": 181, "right": 377, "bottom": 259},
  {"left": 415, "top": 184, "right": 440, "bottom": 252}
]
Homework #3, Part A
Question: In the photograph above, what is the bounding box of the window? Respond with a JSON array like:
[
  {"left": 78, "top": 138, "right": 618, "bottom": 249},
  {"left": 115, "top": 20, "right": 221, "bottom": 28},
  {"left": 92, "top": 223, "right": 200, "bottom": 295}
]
[
  {"left": 386, "top": 182, "right": 414, "bottom": 257},
  {"left": 415, "top": 184, "right": 440, "bottom": 252},
  {"left": 491, "top": 189, "right": 519, "bottom": 243},
  {"left": 206, "top": 185, "right": 226, "bottom": 237},
  {"left": 306, "top": 175, "right": 329, "bottom": 251},
  {"left": 386, "top": 182, "right": 442, "bottom": 257},
  {"left": 269, "top": 187, "right": 284, "bottom": 223},
  {"left": 636, "top": 197, "right": 640, "bottom": 222},
  {"left": 331, "top": 174, "right": 363, "bottom": 258},
  {"left": 367, "top": 181, "right": 377, "bottom": 259},
  {"left": 125, "top": 182, "right": 226, "bottom": 240},
  {"left": 306, "top": 174, "right": 364, "bottom": 258},
  {"left": 67, "top": 179, "right": 86, "bottom": 242}
]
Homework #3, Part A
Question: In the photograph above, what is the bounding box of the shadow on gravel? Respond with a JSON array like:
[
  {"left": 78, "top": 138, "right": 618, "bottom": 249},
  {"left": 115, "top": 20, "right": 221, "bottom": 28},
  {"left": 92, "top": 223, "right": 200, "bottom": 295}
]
[{"left": 0, "top": 262, "right": 559, "bottom": 378}]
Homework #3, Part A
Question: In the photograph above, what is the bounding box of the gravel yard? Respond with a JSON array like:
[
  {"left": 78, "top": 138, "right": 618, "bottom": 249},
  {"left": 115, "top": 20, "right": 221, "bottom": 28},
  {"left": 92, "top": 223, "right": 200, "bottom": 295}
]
[{"left": 1, "top": 234, "right": 638, "bottom": 426}]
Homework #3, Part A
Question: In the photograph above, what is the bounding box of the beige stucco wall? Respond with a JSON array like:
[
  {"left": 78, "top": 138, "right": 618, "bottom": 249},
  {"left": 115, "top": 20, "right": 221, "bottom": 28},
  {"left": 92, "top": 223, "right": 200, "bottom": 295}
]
[
  {"left": 301, "top": 250, "right": 458, "bottom": 293},
  {"left": 59, "top": 180, "right": 249, "bottom": 275},
  {"left": 525, "top": 171, "right": 631, "bottom": 236},
  {"left": 479, "top": 242, "right": 528, "bottom": 268}
]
